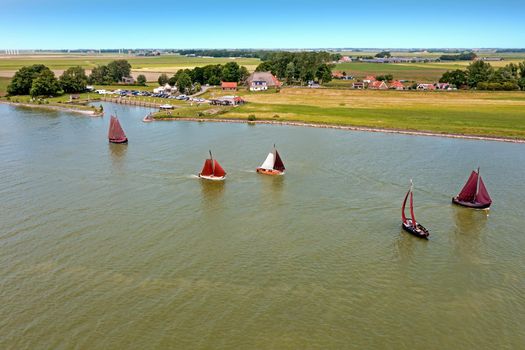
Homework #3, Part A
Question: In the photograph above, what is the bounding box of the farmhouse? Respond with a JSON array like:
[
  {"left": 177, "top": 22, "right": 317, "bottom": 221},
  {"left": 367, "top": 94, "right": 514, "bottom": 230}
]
[
  {"left": 368, "top": 81, "right": 388, "bottom": 90},
  {"left": 389, "top": 80, "right": 405, "bottom": 90},
  {"left": 435, "top": 82, "right": 451, "bottom": 90},
  {"left": 122, "top": 76, "right": 135, "bottom": 84},
  {"left": 352, "top": 82, "right": 365, "bottom": 89},
  {"left": 210, "top": 95, "right": 245, "bottom": 106},
  {"left": 338, "top": 56, "right": 352, "bottom": 63},
  {"left": 246, "top": 71, "right": 281, "bottom": 91},
  {"left": 221, "top": 82, "right": 238, "bottom": 91}
]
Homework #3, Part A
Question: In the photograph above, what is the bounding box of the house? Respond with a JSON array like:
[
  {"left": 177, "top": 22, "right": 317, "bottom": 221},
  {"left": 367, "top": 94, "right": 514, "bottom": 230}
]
[
  {"left": 122, "top": 76, "right": 135, "bottom": 84},
  {"left": 308, "top": 80, "right": 321, "bottom": 88},
  {"left": 338, "top": 56, "right": 352, "bottom": 63},
  {"left": 246, "top": 71, "right": 281, "bottom": 91},
  {"left": 363, "top": 75, "right": 376, "bottom": 84},
  {"left": 417, "top": 83, "right": 436, "bottom": 91},
  {"left": 332, "top": 71, "right": 345, "bottom": 79},
  {"left": 352, "top": 82, "right": 365, "bottom": 89},
  {"left": 368, "top": 80, "right": 389, "bottom": 90},
  {"left": 435, "top": 82, "right": 451, "bottom": 90},
  {"left": 221, "top": 82, "right": 238, "bottom": 91},
  {"left": 389, "top": 80, "right": 405, "bottom": 90},
  {"left": 210, "top": 95, "right": 245, "bottom": 106}
]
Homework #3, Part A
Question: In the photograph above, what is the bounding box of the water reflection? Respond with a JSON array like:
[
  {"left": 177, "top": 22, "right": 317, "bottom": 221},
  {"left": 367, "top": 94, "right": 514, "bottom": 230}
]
[
  {"left": 108, "top": 142, "right": 128, "bottom": 172},
  {"left": 200, "top": 179, "right": 225, "bottom": 212},
  {"left": 451, "top": 207, "right": 489, "bottom": 263},
  {"left": 394, "top": 226, "right": 428, "bottom": 263}
]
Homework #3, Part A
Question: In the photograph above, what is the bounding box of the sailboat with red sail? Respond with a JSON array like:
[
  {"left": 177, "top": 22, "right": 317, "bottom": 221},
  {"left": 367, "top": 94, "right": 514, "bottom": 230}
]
[
  {"left": 108, "top": 115, "right": 128, "bottom": 144},
  {"left": 256, "top": 144, "right": 285, "bottom": 176},
  {"left": 452, "top": 168, "right": 492, "bottom": 209},
  {"left": 198, "top": 150, "right": 226, "bottom": 181},
  {"left": 401, "top": 180, "right": 430, "bottom": 239}
]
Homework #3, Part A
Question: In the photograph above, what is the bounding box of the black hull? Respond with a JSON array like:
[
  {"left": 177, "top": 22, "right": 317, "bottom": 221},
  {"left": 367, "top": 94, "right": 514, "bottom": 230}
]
[
  {"left": 452, "top": 197, "right": 490, "bottom": 209},
  {"left": 402, "top": 220, "right": 429, "bottom": 239},
  {"left": 109, "top": 139, "right": 128, "bottom": 144}
]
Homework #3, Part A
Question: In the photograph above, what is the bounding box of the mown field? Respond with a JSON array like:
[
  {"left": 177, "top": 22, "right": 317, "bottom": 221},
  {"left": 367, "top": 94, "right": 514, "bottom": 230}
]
[
  {"left": 0, "top": 54, "right": 261, "bottom": 81},
  {"left": 195, "top": 88, "right": 525, "bottom": 140}
]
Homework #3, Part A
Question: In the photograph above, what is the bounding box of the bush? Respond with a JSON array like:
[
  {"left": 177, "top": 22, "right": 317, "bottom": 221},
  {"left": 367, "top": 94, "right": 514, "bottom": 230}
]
[
  {"left": 273, "top": 114, "right": 280, "bottom": 119},
  {"left": 248, "top": 114, "right": 256, "bottom": 121}
]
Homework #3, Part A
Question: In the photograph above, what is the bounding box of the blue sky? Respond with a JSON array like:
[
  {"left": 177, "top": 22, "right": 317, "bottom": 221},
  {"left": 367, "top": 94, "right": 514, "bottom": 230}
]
[{"left": 1, "top": 0, "right": 524, "bottom": 49}]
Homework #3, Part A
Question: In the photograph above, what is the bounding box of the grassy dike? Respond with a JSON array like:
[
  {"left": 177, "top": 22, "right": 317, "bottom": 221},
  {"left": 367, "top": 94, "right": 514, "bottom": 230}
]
[{"left": 152, "top": 88, "right": 525, "bottom": 141}]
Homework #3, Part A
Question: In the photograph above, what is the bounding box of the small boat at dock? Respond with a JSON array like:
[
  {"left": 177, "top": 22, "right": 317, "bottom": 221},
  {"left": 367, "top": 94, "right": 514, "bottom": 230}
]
[
  {"left": 256, "top": 144, "right": 285, "bottom": 176},
  {"left": 108, "top": 115, "right": 128, "bottom": 143},
  {"left": 198, "top": 150, "right": 226, "bottom": 181},
  {"left": 401, "top": 180, "right": 430, "bottom": 239},
  {"left": 452, "top": 168, "right": 492, "bottom": 209}
]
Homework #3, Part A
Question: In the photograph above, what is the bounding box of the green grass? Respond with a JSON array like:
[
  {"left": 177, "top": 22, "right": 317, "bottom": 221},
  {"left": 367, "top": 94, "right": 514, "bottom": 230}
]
[
  {"left": 0, "top": 54, "right": 261, "bottom": 72},
  {"left": 0, "top": 77, "right": 11, "bottom": 96}
]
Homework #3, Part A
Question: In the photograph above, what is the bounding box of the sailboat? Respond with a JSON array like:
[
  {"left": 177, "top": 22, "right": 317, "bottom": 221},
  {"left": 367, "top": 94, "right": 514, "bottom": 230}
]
[
  {"left": 452, "top": 168, "right": 492, "bottom": 209},
  {"left": 401, "top": 180, "right": 430, "bottom": 239},
  {"left": 198, "top": 150, "right": 227, "bottom": 181},
  {"left": 108, "top": 115, "right": 128, "bottom": 144},
  {"left": 256, "top": 144, "right": 285, "bottom": 175}
]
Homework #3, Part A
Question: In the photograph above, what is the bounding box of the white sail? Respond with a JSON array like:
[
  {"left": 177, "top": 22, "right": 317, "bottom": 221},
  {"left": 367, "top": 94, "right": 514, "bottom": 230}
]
[{"left": 259, "top": 152, "right": 275, "bottom": 170}]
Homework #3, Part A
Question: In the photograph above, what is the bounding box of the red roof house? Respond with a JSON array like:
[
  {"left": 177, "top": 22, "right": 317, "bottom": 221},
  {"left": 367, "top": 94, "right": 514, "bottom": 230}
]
[
  {"left": 221, "top": 82, "right": 238, "bottom": 91},
  {"left": 369, "top": 80, "right": 388, "bottom": 90},
  {"left": 389, "top": 80, "right": 405, "bottom": 90},
  {"left": 364, "top": 75, "right": 376, "bottom": 83}
]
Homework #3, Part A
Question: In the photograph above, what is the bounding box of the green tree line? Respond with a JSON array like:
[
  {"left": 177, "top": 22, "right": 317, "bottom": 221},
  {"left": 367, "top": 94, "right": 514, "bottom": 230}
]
[{"left": 440, "top": 60, "right": 525, "bottom": 90}]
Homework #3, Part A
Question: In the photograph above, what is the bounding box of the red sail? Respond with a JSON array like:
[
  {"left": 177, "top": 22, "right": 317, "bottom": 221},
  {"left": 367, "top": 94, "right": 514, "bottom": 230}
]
[
  {"left": 456, "top": 171, "right": 478, "bottom": 202},
  {"left": 409, "top": 191, "right": 417, "bottom": 227},
  {"left": 401, "top": 190, "right": 409, "bottom": 225},
  {"left": 213, "top": 160, "right": 226, "bottom": 177},
  {"left": 274, "top": 150, "right": 285, "bottom": 171},
  {"left": 475, "top": 177, "right": 492, "bottom": 206},
  {"left": 200, "top": 159, "right": 214, "bottom": 176},
  {"left": 108, "top": 116, "right": 127, "bottom": 142}
]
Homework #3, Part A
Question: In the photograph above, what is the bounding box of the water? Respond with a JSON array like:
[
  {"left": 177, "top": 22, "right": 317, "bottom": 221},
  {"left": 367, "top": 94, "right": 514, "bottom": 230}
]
[{"left": 1, "top": 102, "right": 524, "bottom": 349}]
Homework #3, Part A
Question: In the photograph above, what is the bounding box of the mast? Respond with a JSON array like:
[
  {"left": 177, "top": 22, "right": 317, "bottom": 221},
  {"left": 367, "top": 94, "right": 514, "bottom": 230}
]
[
  {"left": 475, "top": 167, "right": 481, "bottom": 201},
  {"left": 409, "top": 180, "right": 416, "bottom": 228},
  {"left": 209, "top": 150, "right": 214, "bottom": 174}
]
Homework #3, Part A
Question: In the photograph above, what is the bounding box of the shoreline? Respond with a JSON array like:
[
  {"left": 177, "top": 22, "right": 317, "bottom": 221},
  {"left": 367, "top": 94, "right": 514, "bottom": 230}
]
[
  {"left": 0, "top": 100, "right": 103, "bottom": 116},
  {"left": 152, "top": 116, "right": 525, "bottom": 144}
]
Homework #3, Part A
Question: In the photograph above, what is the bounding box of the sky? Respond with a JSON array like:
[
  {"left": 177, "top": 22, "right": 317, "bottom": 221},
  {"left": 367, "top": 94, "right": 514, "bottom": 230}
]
[{"left": 1, "top": 0, "right": 524, "bottom": 49}]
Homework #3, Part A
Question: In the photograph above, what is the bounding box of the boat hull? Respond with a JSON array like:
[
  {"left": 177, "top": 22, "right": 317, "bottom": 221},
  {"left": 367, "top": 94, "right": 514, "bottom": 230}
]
[
  {"left": 402, "top": 219, "right": 429, "bottom": 239},
  {"left": 199, "top": 174, "right": 226, "bottom": 181},
  {"left": 109, "top": 138, "right": 128, "bottom": 144},
  {"left": 256, "top": 168, "right": 284, "bottom": 176},
  {"left": 452, "top": 197, "right": 491, "bottom": 209}
]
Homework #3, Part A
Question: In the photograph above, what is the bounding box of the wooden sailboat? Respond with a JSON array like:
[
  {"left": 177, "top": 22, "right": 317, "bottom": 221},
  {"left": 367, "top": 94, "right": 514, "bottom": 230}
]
[
  {"left": 108, "top": 115, "right": 128, "bottom": 144},
  {"left": 452, "top": 168, "right": 492, "bottom": 209},
  {"left": 256, "top": 144, "right": 285, "bottom": 176},
  {"left": 401, "top": 180, "right": 430, "bottom": 239},
  {"left": 198, "top": 150, "right": 226, "bottom": 181}
]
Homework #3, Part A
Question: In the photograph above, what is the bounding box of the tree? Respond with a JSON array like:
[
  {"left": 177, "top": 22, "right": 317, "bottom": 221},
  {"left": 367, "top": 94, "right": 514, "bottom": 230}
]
[
  {"left": 107, "top": 60, "right": 131, "bottom": 82},
  {"left": 466, "top": 61, "right": 494, "bottom": 88},
  {"left": 440, "top": 69, "right": 467, "bottom": 88},
  {"left": 89, "top": 65, "right": 110, "bottom": 84},
  {"left": 221, "top": 62, "right": 241, "bottom": 82},
  {"left": 519, "top": 61, "right": 525, "bottom": 78},
  {"left": 136, "top": 74, "right": 147, "bottom": 85},
  {"left": 376, "top": 74, "right": 394, "bottom": 82},
  {"left": 176, "top": 72, "right": 192, "bottom": 94},
  {"left": 158, "top": 73, "right": 169, "bottom": 86},
  {"left": 375, "top": 51, "right": 391, "bottom": 58},
  {"left": 285, "top": 61, "right": 295, "bottom": 84},
  {"left": 315, "top": 64, "right": 332, "bottom": 84},
  {"left": 30, "top": 69, "right": 61, "bottom": 97},
  {"left": 7, "top": 64, "right": 49, "bottom": 95},
  {"left": 238, "top": 66, "right": 249, "bottom": 83},
  {"left": 59, "top": 66, "right": 88, "bottom": 93}
]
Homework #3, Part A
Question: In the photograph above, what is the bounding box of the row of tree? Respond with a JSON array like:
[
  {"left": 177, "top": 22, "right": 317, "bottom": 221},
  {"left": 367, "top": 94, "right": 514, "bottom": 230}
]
[
  {"left": 255, "top": 51, "right": 334, "bottom": 85},
  {"left": 87, "top": 60, "right": 132, "bottom": 84},
  {"left": 439, "top": 61, "right": 525, "bottom": 90},
  {"left": 156, "top": 62, "right": 249, "bottom": 94},
  {"left": 439, "top": 52, "right": 477, "bottom": 61}
]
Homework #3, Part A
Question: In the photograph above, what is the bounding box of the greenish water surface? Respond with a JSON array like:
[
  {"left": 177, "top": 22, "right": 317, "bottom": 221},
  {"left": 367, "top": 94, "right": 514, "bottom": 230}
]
[{"left": 0, "top": 102, "right": 524, "bottom": 349}]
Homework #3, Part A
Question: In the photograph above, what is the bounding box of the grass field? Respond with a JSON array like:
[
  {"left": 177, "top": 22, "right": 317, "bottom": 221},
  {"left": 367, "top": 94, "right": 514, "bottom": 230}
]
[
  {"left": 0, "top": 54, "right": 261, "bottom": 80},
  {"left": 0, "top": 77, "right": 11, "bottom": 96},
  {"left": 185, "top": 88, "right": 525, "bottom": 140}
]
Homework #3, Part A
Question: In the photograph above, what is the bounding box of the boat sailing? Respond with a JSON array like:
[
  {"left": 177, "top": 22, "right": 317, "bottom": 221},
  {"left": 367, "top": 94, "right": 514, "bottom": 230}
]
[
  {"left": 401, "top": 180, "right": 430, "bottom": 239},
  {"left": 108, "top": 115, "right": 128, "bottom": 143},
  {"left": 256, "top": 144, "right": 285, "bottom": 175},
  {"left": 198, "top": 150, "right": 227, "bottom": 181},
  {"left": 452, "top": 168, "right": 492, "bottom": 209}
]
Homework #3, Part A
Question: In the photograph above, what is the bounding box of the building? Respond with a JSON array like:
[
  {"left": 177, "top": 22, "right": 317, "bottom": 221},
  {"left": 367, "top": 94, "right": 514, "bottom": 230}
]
[
  {"left": 122, "top": 76, "right": 135, "bottom": 84},
  {"left": 417, "top": 83, "right": 437, "bottom": 91},
  {"left": 246, "top": 71, "right": 281, "bottom": 91},
  {"left": 338, "top": 56, "right": 352, "bottom": 63},
  {"left": 435, "top": 82, "right": 451, "bottom": 90},
  {"left": 221, "top": 82, "right": 238, "bottom": 91},
  {"left": 352, "top": 82, "right": 365, "bottom": 89},
  {"left": 389, "top": 81, "right": 405, "bottom": 90},
  {"left": 363, "top": 75, "right": 376, "bottom": 84},
  {"left": 210, "top": 95, "right": 245, "bottom": 106},
  {"left": 368, "top": 80, "right": 389, "bottom": 90}
]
